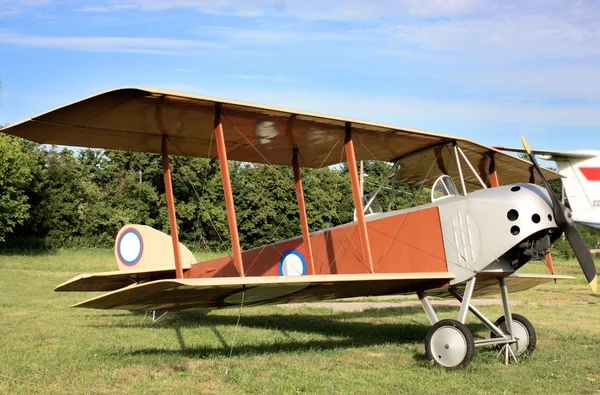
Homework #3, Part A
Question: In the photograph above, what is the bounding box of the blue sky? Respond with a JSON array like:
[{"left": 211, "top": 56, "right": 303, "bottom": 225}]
[{"left": 1, "top": 0, "right": 599, "bottom": 152}]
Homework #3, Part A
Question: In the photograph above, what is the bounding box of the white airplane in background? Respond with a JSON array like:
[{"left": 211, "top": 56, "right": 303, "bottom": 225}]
[{"left": 495, "top": 147, "right": 600, "bottom": 231}]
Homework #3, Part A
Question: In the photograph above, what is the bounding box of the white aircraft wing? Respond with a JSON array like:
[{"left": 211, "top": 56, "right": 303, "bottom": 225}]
[{"left": 494, "top": 146, "right": 596, "bottom": 161}]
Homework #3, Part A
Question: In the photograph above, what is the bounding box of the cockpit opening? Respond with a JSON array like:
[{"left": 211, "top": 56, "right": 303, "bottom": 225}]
[{"left": 431, "top": 175, "right": 460, "bottom": 202}]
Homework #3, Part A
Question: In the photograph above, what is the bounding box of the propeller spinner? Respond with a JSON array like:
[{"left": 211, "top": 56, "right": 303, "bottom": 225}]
[{"left": 521, "top": 136, "right": 597, "bottom": 293}]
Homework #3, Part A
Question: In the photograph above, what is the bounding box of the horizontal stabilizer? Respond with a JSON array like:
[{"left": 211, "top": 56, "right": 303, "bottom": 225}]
[
  {"left": 425, "top": 272, "right": 575, "bottom": 299},
  {"left": 72, "top": 272, "right": 454, "bottom": 311},
  {"left": 55, "top": 267, "right": 177, "bottom": 292}
]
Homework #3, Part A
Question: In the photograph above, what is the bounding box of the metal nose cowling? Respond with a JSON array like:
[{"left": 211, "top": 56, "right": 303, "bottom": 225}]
[{"left": 521, "top": 136, "right": 598, "bottom": 293}]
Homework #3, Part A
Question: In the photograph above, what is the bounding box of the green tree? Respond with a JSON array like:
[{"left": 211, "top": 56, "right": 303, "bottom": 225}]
[
  {"left": 0, "top": 131, "right": 37, "bottom": 241},
  {"left": 168, "top": 156, "right": 225, "bottom": 250},
  {"left": 234, "top": 164, "right": 298, "bottom": 249},
  {"left": 26, "top": 147, "right": 86, "bottom": 245},
  {"left": 303, "top": 166, "right": 354, "bottom": 230},
  {"left": 76, "top": 149, "right": 162, "bottom": 245}
]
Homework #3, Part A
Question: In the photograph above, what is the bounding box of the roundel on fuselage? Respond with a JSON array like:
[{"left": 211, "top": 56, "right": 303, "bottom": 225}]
[{"left": 278, "top": 248, "right": 306, "bottom": 276}]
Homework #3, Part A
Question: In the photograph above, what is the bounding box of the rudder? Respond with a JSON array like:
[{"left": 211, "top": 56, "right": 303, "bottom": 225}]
[{"left": 114, "top": 225, "right": 196, "bottom": 272}]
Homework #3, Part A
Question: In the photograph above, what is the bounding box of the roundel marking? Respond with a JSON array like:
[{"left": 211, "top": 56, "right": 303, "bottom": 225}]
[
  {"left": 117, "top": 228, "right": 144, "bottom": 266},
  {"left": 278, "top": 248, "right": 306, "bottom": 276}
]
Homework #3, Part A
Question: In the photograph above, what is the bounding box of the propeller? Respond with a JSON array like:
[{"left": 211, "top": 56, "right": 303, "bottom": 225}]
[{"left": 521, "top": 136, "right": 597, "bottom": 293}]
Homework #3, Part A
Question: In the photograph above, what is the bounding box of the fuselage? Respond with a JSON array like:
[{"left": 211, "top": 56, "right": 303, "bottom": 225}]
[{"left": 189, "top": 184, "right": 559, "bottom": 285}]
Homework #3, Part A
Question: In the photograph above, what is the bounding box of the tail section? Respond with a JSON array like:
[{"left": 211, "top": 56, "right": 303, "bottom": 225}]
[
  {"left": 494, "top": 147, "right": 600, "bottom": 230},
  {"left": 115, "top": 225, "right": 196, "bottom": 272},
  {"left": 551, "top": 152, "right": 600, "bottom": 229}
]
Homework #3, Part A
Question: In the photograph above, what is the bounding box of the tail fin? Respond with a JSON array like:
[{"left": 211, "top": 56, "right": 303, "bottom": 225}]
[
  {"left": 551, "top": 152, "right": 600, "bottom": 229},
  {"left": 114, "top": 225, "right": 196, "bottom": 272},
  {"left": 493, "top": 146, "right": 600, "bottom": 229}
]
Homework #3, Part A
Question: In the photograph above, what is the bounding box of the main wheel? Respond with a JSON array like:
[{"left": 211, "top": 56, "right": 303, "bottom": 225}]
[
  {"left": 491, "top": 313, "right": 536, "bottom": 355},
  {"left": 425, "top": 319, "right": 476, "bottom": 370}
]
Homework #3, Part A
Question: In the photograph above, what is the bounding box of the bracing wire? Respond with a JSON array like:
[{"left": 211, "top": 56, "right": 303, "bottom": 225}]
[
  {"left": 218, "top": 111, "right": 359, "bottom": 274},
  {"left": 320, "top": 140, "right": 368, "bottom": 273},
  {"left": 374, "top": 149, "right": 443, "bottom": 271},
  {"left": 167, "top": 136, "right": 235, "bottom": 263},
  {"left": 372, "top": 146, "right": 476, "bottom": 274},
  {"left": 224, "top": 289, "right": 245, "bottom": 381}
]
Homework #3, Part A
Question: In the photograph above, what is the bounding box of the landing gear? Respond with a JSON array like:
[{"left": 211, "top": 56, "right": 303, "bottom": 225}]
[
  {"left": 491, "top": 314, "right": 536, "bottom": 355},
  {"left": 425, "top": 319, "right": 476, "bottom": 370},
  {"left": 419, "top": 276, "right": 537, "bottom": 369}
]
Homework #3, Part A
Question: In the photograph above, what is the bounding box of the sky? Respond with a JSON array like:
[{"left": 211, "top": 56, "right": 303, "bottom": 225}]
[{"left": 0, "top": 0, "right": 599, "bottom": 152}]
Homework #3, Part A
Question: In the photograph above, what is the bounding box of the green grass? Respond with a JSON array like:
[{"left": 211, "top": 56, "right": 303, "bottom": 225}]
[{"left": 1, "top": 250, "right": 599, "bottom": 394}]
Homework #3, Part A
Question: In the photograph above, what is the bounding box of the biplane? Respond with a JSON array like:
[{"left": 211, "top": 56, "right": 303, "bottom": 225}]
[{"left": 3, "top": 87, "right": 597, "bottom": 370}]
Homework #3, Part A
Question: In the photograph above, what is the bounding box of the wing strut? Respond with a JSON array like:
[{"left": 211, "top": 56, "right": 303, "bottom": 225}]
[
  {"left": 292, "top": 148, "right": 316, "bottom": 274},
  {"left": 214, "top": 104, "right": 245, "bottom": 277},
  {"left": 161, "top": 135, "right": 184, "bottom": 279},
  {"left": 453, "top": 143, "right": 468, "bottom": 195},
  {"left": 344, "top": 123, "right": 374, "bottom": 273},
  {"left": 489, "top": 154, "right": 500, "bottom": 187}
]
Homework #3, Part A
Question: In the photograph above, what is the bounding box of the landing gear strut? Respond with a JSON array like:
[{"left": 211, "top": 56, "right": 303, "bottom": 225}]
[
  {"left": 419, "top": 276, "right": 536, "bottom": 369},
  {"left": 491, "top": 313, "right": 536, "bottom": 356}
]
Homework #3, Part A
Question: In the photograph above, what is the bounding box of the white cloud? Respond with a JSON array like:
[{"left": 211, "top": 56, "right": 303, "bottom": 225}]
[
  {"left": 202, "top": 87, "right": 600, "bottom": 129},
  {"left": 389, "top": 15, "right": 600, "bottom": 60},
  {"left": 0, "top": 31, "right": 221, "bottom": 54},
  {"left": 75, "top": 4, "right": 132, "bottom": 12},
  {"left": 75, "top": 0, "right": 268, "bottom": 17},
  {"left": 0, "top": 0, "right": 52, "bottom": 7},
  {"left": 2, "top": 0, "right": 600, "bottom": 129},
  {"left": 231, "top": 74, "right": 293, "bottom": 83},
  {"left": 446, "top": 65, "right": 600, "bottom": 101},
  {"left": 0, "top": 0, "right": 501, "bottom": 20},
  {"left": 56, "top": 0, "right": 599, "bottom": 26},
  {"left": 146, "top": 83, "right": 200, "bottom": 92},
  {"left": 198, "top": 26, "right": 367, "bottom": 45}
]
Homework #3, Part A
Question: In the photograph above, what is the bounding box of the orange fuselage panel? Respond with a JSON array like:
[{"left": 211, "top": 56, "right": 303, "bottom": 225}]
[{"left": 186, "top": 206, "right": 447, "bottom": 278}]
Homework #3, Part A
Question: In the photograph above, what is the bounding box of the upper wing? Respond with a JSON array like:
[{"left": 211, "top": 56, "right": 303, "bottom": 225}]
[
  {"left": 425, "top": 272, "right": 575, "bottom": 299},
  {"left": 2, "top": 87, "right": 559, "bottom": 190},
  {"left": 70, "top": 272, "right": 453, "bottom": 311}
]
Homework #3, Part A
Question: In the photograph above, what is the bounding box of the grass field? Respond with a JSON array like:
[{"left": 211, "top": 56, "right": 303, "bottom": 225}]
[{"left": 1, "top": 249, "right": 599, "bottom": 394}]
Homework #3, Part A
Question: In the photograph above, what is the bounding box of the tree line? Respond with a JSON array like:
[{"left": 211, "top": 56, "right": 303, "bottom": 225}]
[
  {"left": 0, "top": 130, "right": 597, "bottom": 258},
  {"left": 0, "top": 131, "right": 431, "bottom": 252}
]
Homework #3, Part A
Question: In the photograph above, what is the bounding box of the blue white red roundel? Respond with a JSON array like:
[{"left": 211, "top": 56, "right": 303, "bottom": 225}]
[
  {"left": 278, "top": 248, "right": 306, "bottom": 276},
  {"left": 117, "top": 228, "right": 144, "bottom": 266}
]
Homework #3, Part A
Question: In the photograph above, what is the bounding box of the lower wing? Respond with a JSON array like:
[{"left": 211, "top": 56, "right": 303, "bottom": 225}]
[
  {"left": 425, "top": 272, "right": 575, "bottom": 299},
  {"left": 69, "top": 273, "right": 453, "bottom": 311}
]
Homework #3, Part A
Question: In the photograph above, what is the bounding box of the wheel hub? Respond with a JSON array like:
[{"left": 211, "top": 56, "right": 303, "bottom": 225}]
[{"left": 430, "top": 325, "right": 468, "bottom": 367}]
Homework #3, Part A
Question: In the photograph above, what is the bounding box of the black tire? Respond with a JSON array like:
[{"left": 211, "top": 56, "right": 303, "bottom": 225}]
[
  {"left": 491, "top": 313, "right": 536, "bottom": 355},
  {"left": 425, "top": 319, "right": 476, "bottom": 370}
]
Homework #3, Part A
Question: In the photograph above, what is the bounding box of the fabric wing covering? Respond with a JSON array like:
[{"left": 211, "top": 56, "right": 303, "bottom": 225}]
[
  {"left": 2, "top": 87, "right": 559, "bottom": 190},
  {"left": 70, "top": 273, "right": 454, "bottom": 311},
  {"left": 425, "top": 273, "right": 575, "bottom": 299},
  {"left": 67, "top": 272, "right": 573, "bottom": 311}
]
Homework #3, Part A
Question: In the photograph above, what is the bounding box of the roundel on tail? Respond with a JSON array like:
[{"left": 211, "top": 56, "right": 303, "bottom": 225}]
[
  {"left": 278, "top": 248, "right": 306, "bottom": 276},
  {"left": 117, "top": 228, "right": 144, "bottom": 266}
]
